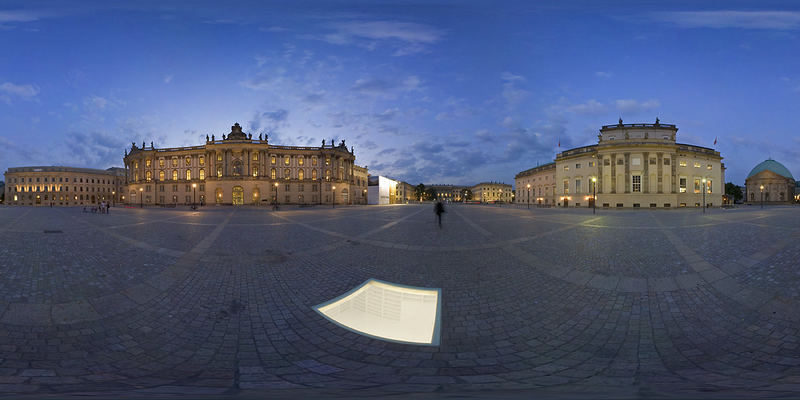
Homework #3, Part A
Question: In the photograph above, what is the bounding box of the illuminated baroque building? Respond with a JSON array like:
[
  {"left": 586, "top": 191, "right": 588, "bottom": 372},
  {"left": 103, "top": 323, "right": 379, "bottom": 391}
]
[
  {"left": 471, "top": 182, "right": 512, "bottom": 203},
  {"left": 4, "top": 166, "right": 126, "bottom": 206},
  {"left": 123, "top": 122, "right": 364, "bottom": 206},
  {"left": 514, "top": 162, "right": 556, "bottom": 206},
  {"left": 515, "top": 120, "right": 725, "bottom": 208}
]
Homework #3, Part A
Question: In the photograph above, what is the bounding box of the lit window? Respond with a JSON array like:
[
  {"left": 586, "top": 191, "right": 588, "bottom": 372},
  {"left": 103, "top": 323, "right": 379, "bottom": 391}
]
[
  {"left": 298, "top": 156, "right": 304, "bottom": 166},
  {"left": 632, "top": 175, "right": 641, "bottom": 192},
  {"left": 271, "top": 155, "right": 276, "bottom": 165},
  {"left": 680, "top": 160, "right": 687, "bottom": 167},
  {"left": 253, "top": 153, "right": 258, "bottom": 161},
  {"left": 252, "top": 169, "right": 258, "bottom": 177},
  {"left": 199, "top": 169, "right": 205, "bottom": 180},
  {"left": 563, "top": 179, "right": 569, "bottom": 194},
  {"left": 706, "top": 179, "right": 712, "bottom": 194},
  {"left": 171, "top": 158, "right": 177, "bottom": 167},
  {"left": 298, "top": 169, "right": 304, "bottom": 180},
  {"left": 312, "top": 156, "right": 318, "bottom": 166},
  {"left": 707, "top": 164, "right": 712, "bottom": 170},
  {"left": 199, "top": 156, "right": 205, "bottom": 166},
  {"left": 564, "top": 165, "right": 569, "bottom": 171},
  {"left": 146, "top": 159, "right": 151, "bottom": 167},
  {"left": 159, "top": 158, "right": 164, "bottom": 167},
  {"left": 173, "top": 170, "right": 178, "bottom": 180},
  {"left": 312, "top": 169, "right": 317, "bottom": 180},
  {"left": 186, "top": 170, "right": 191, "bottom": 180},
  {"left": 284, "top": 168, "right": 290, "bottom": 180},
  {"left": 326, "top": 170, "right": 331, "bottom": 180},
  {"left": 271, "top": 168, "right": 276, "bottom": 179},
  {"left": 694, "top": 162, "right": 701, "bottom": 168},
  {"left": 694, "top": 178, "right": 701, "bottom": 193},
  {"left": 217, "top": 166, "right": 223, "bottom": 178},
  {"left": 159, "top": 170, "right": 165, "bottom": 181},
  {"left": 325, "top": 157, "right": 330, "bottom": 166},
  {"left": 217, "top": 154, "right": 223, "bottom": 162},
  {"left": 284, "top": 155, "right": 290, "bottom": 165},
  {"left": 134, "top": 162, "right": 139, "bottom": 169}
]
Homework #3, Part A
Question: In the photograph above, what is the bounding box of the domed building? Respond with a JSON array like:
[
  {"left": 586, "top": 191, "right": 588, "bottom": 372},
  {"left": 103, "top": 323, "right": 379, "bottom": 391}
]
[{"left": 745, "top": 159, "right": 796, "bottom": 204}]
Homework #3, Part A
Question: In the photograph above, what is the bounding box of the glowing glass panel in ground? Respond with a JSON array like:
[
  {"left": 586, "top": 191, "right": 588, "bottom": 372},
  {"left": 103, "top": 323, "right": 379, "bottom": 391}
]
[{"left": 314, "top": 279, "right": 441, "bottom": 346}]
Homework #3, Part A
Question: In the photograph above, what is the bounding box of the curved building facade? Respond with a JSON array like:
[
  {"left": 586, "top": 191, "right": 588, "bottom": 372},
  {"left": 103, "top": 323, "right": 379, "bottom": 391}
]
[
  {"left": 123, "top": 123, "right": 362, "bottom": 206},
  {"left": 4, "top": 166, "right": 125, "bottom": 206},
  {"left": 744, "top": 159, "right": 795, "bottom": 204}
]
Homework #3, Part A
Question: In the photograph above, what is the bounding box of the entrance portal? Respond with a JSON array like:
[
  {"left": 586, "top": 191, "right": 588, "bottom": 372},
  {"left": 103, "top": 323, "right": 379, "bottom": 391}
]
[{"left": 232, "top": 186, "right": 244, "bottom": 205}]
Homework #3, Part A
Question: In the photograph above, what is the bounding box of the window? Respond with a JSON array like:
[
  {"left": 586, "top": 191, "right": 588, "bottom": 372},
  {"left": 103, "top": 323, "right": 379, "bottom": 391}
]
[
  {"left": 575, "top": 179, "right": 581, "bottom": 193},
  {"left": 199, "top": 169, "right": 205, "bottom": 180},
  {"left": 564, "top": 165, "right": 569, "bottom": 171},
  {"left": 604, "top": 158, "right": 610, "bottom": 166},
  {"left": 217, "top": 153, "right": 223, "bottom": 162},
  {"left": 575, "top": 163, "right": 581, "bottom": 169},
  {"left": 173, "top": 170, "right": 178, "bottom": 180},
  {"left": 679, "top": 178, "right": 687, "bottom": 193},
  {"left": 185, "top": 156, "right": 191, "bottom": 166},
  {"left": 588, "top": 161, "right": 594, "bottom": 167},
  {"left": 632, "top": 157, "right": 641, "bottom": 166},
  {"left": 284, "top": 168, "right": 291, "bottom": 180},
  {"left": 199, "top": 184, "right": 204, "bottom": 191},
  {"left": 608, "top": 136, "right": 615, "bottom": 140},
  {"left": 632, "top": 175, "right": 641, "bottom": 192},
  {"left": 707, "top": 164, "right": 712, "bottom": 170},
  {"left": 298, "top": 169, "right": 304, "bottom": 180},
  {"left": 285, "top": 184, "right": 290, "bottom": 191},
  {"left": 252, "top": 153, "right": 258, "bottom": 161},
  {"left": 298, "top": 156, "right": 304, "bottom": 166},
  {"left": 146, "top": 159, "right": 151, "bottom": 167},
  {"left": 186, "top": 170, "right": 191, "bottom": 180},
  {"left": 312, "top": 156, "right": 318, "bottom": 166},
  {"left": 694, "top": 162, "right": 701, "bottom": 168},
  {"left": 312, "top": 169, "right": 317, "bottom": 180},
  {"left": 664, "top": 158, "right": 670, "bottom": 165},
  {"left": 325, "top": 157, "right": 331, "bottom": 166},
  {"left": 271, "top": 168, "right": 276, "bottom": 179},
  {"left": 650, "top": 158, "right": 656, "bottom": 165},
  {"left": 134, "top": 162, "right": 139, "bottom": 169},
  {"left": 146, "top": 171, "right": 152, "bottom": 181},
  {"left": 563, "top": 179, "right": 569, "bottom": 194},
  {"left": 172, "top": 158, "right": 178, "bottom": 167},
  {"left": 199, "top": 156, "right": 205, "bottom": 166},
  {"left": 680, "top": 160, "right": 687, "bottom": 167},
  {"left": 284, "top": 155, "right": 290, "bottom": 165},
  {"left": 173, "top": 184, "right": 178, "bottom": 191},
  {"left": 706, "top": 179, "right": 712, "bottom": 194},
  {"left": 134, "top": 172, "right": 139, "bottom": 181},
  {"left": 252, "top": 169, "right": 258, "bottom": 177},
  {"left": 217, "top": 166, "right": 223, "bottom": 178},
  {"left": 271, "top": 155, "right": 276, "bottom": 165},
  {"left": 326, "top": 170, "right": 331, "bottom": 181},
  {"left": 617, "top": 159, "right": 623, "bottom": 165},
  {"left": 159, "top": 170, "right": 165, "bottom": 181},
  {"left": 694, "top": 178, "right": 701, "bottom": 193}
]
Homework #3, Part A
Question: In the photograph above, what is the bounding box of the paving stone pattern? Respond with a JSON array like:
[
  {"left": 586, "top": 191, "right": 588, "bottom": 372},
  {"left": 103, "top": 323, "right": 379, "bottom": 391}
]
[{"left": 0, "top": 204, "right": 799, "bottom": 398}]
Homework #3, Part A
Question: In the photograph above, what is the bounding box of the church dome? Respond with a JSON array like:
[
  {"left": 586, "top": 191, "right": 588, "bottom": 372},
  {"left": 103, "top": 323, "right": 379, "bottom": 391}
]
[{"left": 747, "top": 159, "right": 794, "bottom": 180}]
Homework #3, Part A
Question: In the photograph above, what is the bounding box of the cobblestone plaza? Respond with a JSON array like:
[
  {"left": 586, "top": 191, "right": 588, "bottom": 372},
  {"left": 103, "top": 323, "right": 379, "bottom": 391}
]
[{"left": 1, "top": 204, "right": 800, "bottom": 398}]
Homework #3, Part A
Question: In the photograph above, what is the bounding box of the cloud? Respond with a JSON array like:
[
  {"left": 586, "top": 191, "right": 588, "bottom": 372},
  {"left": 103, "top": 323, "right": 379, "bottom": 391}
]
[
  {"left": 163, "top": 74, "right": 173, "bottom": 84},
  {"left": 653, "top": 11, "right": 800, "bottom": 30},
  {"left": 261, "top": 109, "right": 289, "bottom": 122},
  {"left": 0, "top": 82, "right": 39, "bottom": 103},
  {"left": 316, "top": 20, "right": 444, "bottom": 56},
  {"left": 615, "top": 98, "right": 661, "bottom": 114},
  {"left": 351, "top": 75, "right": 422, "bottom": 95},
  {"left": 84, "top": 95, "right": 109, "bottom": 110},
  {"left": 261, "top": 26, "right": 288, "bottom": 32},
  {"left": 569, "top": 99, "right": 607, "bottom": 115},
  {"left": 500, "top": 72, "right": 529, "bottom": 107},
  {"left": 595, "top": 71, "right": 612, "bottom": 78},
  {"left": 0, "top": 10, "right": 43, "bottom": 23}
]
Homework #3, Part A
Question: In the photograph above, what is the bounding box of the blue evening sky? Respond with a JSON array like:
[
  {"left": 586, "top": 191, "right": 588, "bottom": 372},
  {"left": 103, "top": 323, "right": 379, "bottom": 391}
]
[{"left": 1, "top": 0, "right": 799, "bottom": 186}]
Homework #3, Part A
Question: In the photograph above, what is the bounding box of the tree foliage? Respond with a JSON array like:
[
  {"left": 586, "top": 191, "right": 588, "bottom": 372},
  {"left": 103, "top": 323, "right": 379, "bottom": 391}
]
[
  {"left": 725, "top": 182, "right": 743, "bottom": 203},
  {"left": 414, "top": 184, "right": 426, "bottom": 201},
  {"left": 463, "top": 189, "right": 473, "bottom": 201}
]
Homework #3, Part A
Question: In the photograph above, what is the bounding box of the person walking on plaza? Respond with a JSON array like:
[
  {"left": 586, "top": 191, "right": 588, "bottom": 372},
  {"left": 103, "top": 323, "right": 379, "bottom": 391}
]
[{"left": 434, "top": 200, "right": 445, "bottom": 229}]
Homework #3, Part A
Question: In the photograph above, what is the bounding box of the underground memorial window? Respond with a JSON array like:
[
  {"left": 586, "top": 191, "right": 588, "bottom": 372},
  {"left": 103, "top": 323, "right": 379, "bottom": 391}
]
[{"left": 313, "top": 279, "right": 441, "bottom": 345}]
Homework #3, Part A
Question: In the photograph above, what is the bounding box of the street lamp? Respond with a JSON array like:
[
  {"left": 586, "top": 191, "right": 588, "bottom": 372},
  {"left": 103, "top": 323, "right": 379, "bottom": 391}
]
[
  {"left": 274, "top": 182, "right": 279, "bottom": 210},
  {"left": 192, "top": 183, "right": 197, "bottom": 210},
  {"left": 701, "top": 178, "right": 707, "bottom": 213},
  {"left": 760, "top": 184, "right": 764, "bottom": 209},
  {"left": 363, "top": 188, "right": 367, "bottom": 204},
  {"left": 139, "top": 187, "right": 143, "bottom": 208},
  {"left": 332, "top": 186, "right": 336, "bottom": 208},
  {"left": 591, "top": 177, "right": 597, "bottom": 214},
  {"left": 112, "top": 191, "right": 115, "bottom": 207},
  {"left": 526, "top": 184, "right": 530, "bottom": 209}
]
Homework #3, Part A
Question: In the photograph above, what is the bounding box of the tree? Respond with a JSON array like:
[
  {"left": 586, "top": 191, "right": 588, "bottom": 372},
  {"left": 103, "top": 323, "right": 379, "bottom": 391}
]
[
  {"left": 425, "top": 187, "right": 438, "bottom": 201},
  {"left": 725, "top": 182, "right": 743, "bottom": 203},
  {"left": 414, "top": 184, "right": 426, "bottom": 202},
  {"left": 463, "top": 189, "right": 473, "bottom": 201}
]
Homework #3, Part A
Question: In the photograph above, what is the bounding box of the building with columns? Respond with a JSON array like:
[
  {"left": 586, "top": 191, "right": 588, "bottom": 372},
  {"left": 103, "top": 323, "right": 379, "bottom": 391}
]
[
  {"left": 744, "top": 159, "right": 795, "bottom": 204},
  {"left": 471, "top": 182, "right": 512, "bottom": 203},
  {"left": 514, "top": 162, "right": 556, "bottom": 206},
  {"left": 123, "top": 122, "right": 362, "bottom": 206},
  {"left": 4, "top": 166, "right": 126, "bottom": 206}
]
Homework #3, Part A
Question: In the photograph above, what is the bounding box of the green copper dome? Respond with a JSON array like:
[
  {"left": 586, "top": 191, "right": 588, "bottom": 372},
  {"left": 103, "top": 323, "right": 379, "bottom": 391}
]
[{"left": 747, "top": 159, "right": 794, "bottom": 180}]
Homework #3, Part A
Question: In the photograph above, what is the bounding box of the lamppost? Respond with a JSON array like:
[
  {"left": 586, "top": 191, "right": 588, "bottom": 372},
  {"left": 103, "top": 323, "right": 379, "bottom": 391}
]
[
  {"left": 112, "top": 191, "right": 115, "bottom": 207},
  {"left": 760, "top": 184, "right": 764, "bottom": 209},
  {"left": 274, "top": 182, "right": 279, "bottom": 210},
  {"left": 591, "top": 177, "right": 597, "bottom": 214},
  {"left": 332, "top": 186, "right": 336, "bottom": 208},
  {"left": 526, "top": 184, "right": 530, "bottom": 209},
  {"left": 363, "top": 188, "right": 367, "bottom": 204},
  {"left": 701, "top": 178, "right": 707, "bottom": 213},
  {"left": 139, "top": 187, "right": 143, "bottom": 208},
  {"left": 192, "top": 183, "right": 197, "bottom": 210}
]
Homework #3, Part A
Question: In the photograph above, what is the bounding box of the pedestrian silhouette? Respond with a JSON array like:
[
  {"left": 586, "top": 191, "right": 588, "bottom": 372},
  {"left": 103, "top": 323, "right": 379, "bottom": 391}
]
[{"left": 434, "top": 201, "right": 445, "bottom": 229}]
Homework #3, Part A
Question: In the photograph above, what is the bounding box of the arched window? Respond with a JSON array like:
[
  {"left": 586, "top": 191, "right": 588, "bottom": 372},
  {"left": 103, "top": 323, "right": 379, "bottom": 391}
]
[
  {"left": 185, "top": 156, "right": 191, "bottom": 166},
  {"left": 312, "top": 169, "right": 317, "bottom": 180},
  {"left": 199, "top": 156, "right": 205, "bottom": 166},
  {"left": 172, "top": 158, "right": 178, "bottom": 167},
  {"left": 217, "top": 166, "right": 223, "bottom": 178},
  {"left": 172, "top": 170, "right": 178, "bottom": 180},
  {"left": 159, "top": 158, "right": 164, "bottom": 167},
  {"left": 284, "top": 155, "right": 290, "bottom": 165},
  {"left": 252, "top": 153, "right": 258, "bottom": 161},
  {"left": 217, "top": 153, "right": 223, "bottom": 162},
  {"left": 284, "top": 168, "right": 291, "bottom": 180},
  {"left": 146, "top": 171, "right": 152, "bottom": 181},
  {"left": 186, "top": 169, "right": 191, "bottom": 180},
  {"left": 199, "top": 169, "right": 205, "bottom": 180},
  {"left": 215, "top": 187, "right": 223, "bottom": 203},
  {"left": 312, "top": 156, "right": 318, "bottom": 166},
  {"left": 298, "top": 156, "right": 304, "bottom": 166},
  {"left": 298, "top": 169, "right": 304, "bottom": 180},
  {"left": 271, "top": 168, "right": 276, "bottom": 179},
  {"left": 271, "top": 155, "right": 276, "bottom": 165},
  {"left": 252, "top": 188, "right": 260, "bottom": 204},
  {"left": 159, "top": 170, "right": 165, "bottom": 181},
  {"left": 325, "top": 170, "right": 330, "bottom": 181},
  {"left": 253, "top": 168, "right": 258, "bottom": 177}
]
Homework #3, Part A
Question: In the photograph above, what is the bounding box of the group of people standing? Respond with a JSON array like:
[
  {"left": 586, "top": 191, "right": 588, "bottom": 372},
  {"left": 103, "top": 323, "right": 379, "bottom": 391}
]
[{"left": 83, "top": 202, "right": 110, "bottom": 214}]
